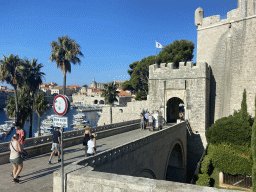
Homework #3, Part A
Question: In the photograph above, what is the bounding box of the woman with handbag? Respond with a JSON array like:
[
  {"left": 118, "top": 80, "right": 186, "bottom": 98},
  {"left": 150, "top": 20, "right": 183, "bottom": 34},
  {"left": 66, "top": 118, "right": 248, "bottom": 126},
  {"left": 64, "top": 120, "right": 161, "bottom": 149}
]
[{"left": 9, "top": 134, "right": 23, "bottom": 183}]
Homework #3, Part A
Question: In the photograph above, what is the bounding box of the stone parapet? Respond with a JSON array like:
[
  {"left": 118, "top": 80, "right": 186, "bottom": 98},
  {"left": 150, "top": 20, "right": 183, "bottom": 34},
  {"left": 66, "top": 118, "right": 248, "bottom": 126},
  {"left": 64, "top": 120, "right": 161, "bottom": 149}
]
[
  {"left": 55, "top": 171, "right": 241, "bottom": 192},
  {"left": 149, "top": 62, "right": 210, "bottom": 80},
  {"left": 0, "top": 120, "right": 140, "bottom": 165}
]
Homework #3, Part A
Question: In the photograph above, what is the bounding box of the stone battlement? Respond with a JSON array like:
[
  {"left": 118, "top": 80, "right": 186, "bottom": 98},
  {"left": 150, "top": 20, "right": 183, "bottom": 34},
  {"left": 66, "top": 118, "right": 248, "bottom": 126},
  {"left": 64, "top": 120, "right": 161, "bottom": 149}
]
[
  {"left": 149, "top": 62, "right": 210, "bottom": 79},
  {"left": 197, "top": 0, "right": 256, "bottom": 29}
]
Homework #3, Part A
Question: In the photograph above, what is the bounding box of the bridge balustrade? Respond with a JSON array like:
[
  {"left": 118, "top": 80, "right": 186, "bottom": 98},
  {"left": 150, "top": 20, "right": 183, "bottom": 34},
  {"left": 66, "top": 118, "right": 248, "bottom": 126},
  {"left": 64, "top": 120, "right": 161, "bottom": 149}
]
[
  {"left": 75, "top": 124, "right": 177, "bottom": 168},
  {"left": 0, "top": 119, "right": 140, "bottom": 153}
]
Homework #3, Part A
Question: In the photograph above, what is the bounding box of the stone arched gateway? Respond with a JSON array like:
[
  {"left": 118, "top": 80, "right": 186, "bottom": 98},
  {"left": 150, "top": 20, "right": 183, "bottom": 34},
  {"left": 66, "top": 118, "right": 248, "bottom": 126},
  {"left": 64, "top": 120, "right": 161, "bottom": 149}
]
[
  {"left": 94, "top": 100, "right": 98, "bottom": 104},
  {"left": 166, "top": 97, "right": 185, "bottom": 123},
  {"left": 165, "top": 140, "right": 186, "bottom": 183}
]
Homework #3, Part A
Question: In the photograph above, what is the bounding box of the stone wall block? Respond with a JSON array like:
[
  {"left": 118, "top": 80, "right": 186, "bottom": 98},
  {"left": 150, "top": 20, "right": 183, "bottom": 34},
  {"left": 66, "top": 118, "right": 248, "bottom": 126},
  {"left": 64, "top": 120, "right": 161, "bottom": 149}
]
[
  {"left": 160, "top": 63, "right": 166, "bottom": 68},
  {"left": 167, "top": 62, "right": 174, "bottom": 69}
]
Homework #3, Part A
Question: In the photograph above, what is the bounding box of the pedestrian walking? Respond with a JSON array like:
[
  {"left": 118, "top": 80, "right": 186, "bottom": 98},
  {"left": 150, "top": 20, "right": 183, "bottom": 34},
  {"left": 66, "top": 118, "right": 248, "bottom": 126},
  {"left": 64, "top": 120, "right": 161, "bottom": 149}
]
[
  {"left": 153, "top": 110, "right": 159, "bottom": 129},
  {"left": 144, "top": 111, "right": 149, "bottom": 127},
  {"left": 48, "top": 127, "right": 61, "bottom": 164},
  {"left": 140, "top": 113, "right": 145, "bottom": 130},
  {"left": 15, "top": 122, "right": 26, "bottom": 149},
  {"left": 86, "top": 135, "right": 96, "bottom": 157},
  {"left": 9, "top": 134, "right": 23, "bottom": 183},
  {"left": 148, "top": 113, "right": 154, "bottom": 131},
  {"left": 83, "top": 126, "right": 92, "bottom": 155}
]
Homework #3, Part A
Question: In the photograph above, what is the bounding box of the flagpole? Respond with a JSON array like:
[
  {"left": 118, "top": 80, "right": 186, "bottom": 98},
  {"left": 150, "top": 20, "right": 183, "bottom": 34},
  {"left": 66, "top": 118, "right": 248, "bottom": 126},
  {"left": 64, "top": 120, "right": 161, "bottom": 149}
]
[{"left": 155, "top": 39, "right": 157, "bottom": 64}]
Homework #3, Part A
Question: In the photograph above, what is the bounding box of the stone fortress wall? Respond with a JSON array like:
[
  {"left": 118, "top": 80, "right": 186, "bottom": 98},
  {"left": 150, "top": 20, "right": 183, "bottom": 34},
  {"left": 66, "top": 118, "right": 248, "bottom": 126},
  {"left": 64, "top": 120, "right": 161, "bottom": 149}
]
[
  {"left": 196, "top": 0, "right": 256, "bottom": 123},
  {"left": 97, "top": 100, "right": 149, "bottom": 126},
  {"left": 148, "top": 61, "right": 210, "bottom": 147}
]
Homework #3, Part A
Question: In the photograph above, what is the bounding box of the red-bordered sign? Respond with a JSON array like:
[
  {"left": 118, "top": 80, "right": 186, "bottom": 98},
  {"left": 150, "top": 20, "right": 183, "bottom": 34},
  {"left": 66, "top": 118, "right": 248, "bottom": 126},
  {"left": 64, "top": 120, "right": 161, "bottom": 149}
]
[{"left": 53, "top": 95, "right": 70, "bottom": 116}]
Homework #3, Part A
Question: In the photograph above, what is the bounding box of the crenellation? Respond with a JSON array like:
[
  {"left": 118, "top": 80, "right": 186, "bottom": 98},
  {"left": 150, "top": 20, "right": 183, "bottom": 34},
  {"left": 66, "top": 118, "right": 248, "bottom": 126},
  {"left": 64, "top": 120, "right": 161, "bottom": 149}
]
[
  {"left": 149, "top": 61, "right": 209, "bottom": 80},
  {"left": 167, "top": 62, "right": 174, "bottom": 69},
  {"left": 186, "top": 61, "right": 193, "bottom": 68},
  {"left": 160, "top": 63, "right": 166, "bottom": 68}
]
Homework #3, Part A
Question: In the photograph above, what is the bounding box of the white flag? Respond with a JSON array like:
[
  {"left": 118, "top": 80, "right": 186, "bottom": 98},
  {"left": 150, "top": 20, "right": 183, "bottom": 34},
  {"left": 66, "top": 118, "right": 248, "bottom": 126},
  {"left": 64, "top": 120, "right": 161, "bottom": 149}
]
[{"left": 156, "top": 42, "right": 163, "bottom": 48}]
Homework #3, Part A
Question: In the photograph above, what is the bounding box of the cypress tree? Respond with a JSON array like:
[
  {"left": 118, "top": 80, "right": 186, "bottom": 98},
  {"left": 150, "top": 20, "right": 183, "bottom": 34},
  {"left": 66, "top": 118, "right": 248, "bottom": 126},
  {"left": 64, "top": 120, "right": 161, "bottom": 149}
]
[
  {"left": 252, "top": 96, "right": 256, "bottom": 191},
  {"left": 240, "top": 89, "right": 248, "bottom": 121}
]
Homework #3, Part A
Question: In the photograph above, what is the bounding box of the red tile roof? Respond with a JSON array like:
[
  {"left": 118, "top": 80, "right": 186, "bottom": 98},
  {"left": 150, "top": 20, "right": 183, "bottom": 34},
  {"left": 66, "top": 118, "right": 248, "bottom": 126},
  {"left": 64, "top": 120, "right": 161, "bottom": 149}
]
[
  {"left": 68, "top": 85, "right": 81, "bottom": 88},
  {"left": 117, "top": 91, "right": 132, "bottom": 97}
]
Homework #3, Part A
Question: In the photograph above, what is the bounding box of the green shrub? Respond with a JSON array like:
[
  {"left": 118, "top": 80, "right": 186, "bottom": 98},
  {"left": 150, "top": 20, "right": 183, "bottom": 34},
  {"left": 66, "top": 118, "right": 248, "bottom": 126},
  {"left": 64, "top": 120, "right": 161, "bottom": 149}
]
[
  {"left": 208, "top": 143, "right": 252, "bottom": 175},
  {"left": 206, "top": 115, "right": 251, "bottom": 146},
  {"left": 196, "top": 174, "right": 210, "bottom": 186},
  {"left": 251, "top": 96, "right": 256, "bottom": 191},
  {"left": 200, "top": 155, "right": 211, "bottom": 175}
]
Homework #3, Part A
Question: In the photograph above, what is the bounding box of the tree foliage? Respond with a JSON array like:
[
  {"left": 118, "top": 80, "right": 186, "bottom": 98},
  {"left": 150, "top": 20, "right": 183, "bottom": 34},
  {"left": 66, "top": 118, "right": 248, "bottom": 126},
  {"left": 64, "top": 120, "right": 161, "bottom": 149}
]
[
  {"left": 156, "top": 39, "right": 194, "bottom": 68},
  {"left": 252, "top": 96, "right": 256, "bottom": 191},
  {"left": 82, "top": 84, "right": 88, "bottom": 87},
  {"left": 206, "top": 115, "right": 252, "bottom": 146},
  {"left": 34, "top": 92, "right": 49, "bottom": 136},
  {"left": 102, "top": 82, "right": 119, "bottom": 124},
  {"left": 49, "top": 35, "right": 84, "bottom": 95},
  {"left": 23, "top": 58, "right": 45, "bottom": 137},
  {"left": 102, "top": 83, "right": 119, "bottom": 106},
  {"left": 5, "top": 84, "right": 31, "bottom": 128},
  {"left": 124, "top": 40, "right": 194, "bottom": 99},
  {"left": 0, "top": 54, "right": 24, "bottom": 122}
]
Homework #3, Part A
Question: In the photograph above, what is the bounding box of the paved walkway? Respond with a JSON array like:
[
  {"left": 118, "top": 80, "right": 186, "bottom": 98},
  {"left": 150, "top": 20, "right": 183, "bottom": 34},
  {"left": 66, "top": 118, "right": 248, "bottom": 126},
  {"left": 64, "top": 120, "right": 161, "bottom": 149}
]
[{"left": 0, "top": 127, "right": 156, "bottom": 192}]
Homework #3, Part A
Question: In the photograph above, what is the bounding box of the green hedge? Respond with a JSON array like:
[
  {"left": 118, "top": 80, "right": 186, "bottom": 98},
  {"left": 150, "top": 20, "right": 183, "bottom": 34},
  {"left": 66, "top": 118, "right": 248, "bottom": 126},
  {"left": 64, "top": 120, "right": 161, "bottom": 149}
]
[
  {"left": 200, "top": 155, "right": 211, "bottom": 175},
  {"left": 196, "top": 174, "right": 210, "bottom": 186},
  {"left": 208, "top": 143, "right": 252, "bottom": 175},
  {"left": 206, "top": 115, "right": 251, "bottom": 146}
]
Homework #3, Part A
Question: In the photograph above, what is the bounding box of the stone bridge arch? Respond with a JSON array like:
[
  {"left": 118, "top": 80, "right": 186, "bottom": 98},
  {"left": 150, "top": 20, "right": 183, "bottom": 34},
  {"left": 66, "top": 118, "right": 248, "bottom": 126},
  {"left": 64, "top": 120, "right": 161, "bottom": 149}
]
[
  {"left": 134, "top": 169, "right": 156, "bottom": 179},
  {"left": 94, "top": 100, "right": 98, "bottom": 104},
  {"left": 165, "top": 139, "right": 186, "bottom": 183}
]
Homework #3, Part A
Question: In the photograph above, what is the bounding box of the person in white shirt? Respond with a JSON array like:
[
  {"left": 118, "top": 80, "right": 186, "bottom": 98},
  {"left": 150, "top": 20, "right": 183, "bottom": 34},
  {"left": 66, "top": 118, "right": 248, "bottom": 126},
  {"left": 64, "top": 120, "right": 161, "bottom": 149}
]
[
  {"left": 86, "top": 135, "right": 96, "bottom": 157},
  {"left": 153, "top": 111, "right": 159, "bottom": 129},
  {"left": 9, "top": 134, "right": 23, "bottom": 183}
]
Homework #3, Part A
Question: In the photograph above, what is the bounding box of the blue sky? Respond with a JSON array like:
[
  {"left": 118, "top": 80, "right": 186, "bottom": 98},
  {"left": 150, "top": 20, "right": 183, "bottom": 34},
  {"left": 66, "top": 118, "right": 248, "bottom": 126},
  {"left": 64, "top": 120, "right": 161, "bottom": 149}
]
[{"left": 0, "top": 0, "right": 237, "bottom": 88}]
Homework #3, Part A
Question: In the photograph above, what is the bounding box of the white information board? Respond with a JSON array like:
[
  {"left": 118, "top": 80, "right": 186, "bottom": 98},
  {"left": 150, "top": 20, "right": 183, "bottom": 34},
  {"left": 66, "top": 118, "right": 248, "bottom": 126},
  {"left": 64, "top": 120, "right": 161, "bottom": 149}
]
[{"left": 53, "top": 117, "right": 68, "bottom": 128}]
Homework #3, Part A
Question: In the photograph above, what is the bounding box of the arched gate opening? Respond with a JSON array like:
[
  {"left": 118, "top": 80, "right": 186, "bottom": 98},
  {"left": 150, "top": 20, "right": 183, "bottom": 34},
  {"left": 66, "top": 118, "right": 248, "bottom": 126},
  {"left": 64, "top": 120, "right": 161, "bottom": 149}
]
[{"left": 166, "top": 97, "right": 184, "bottom": 123}]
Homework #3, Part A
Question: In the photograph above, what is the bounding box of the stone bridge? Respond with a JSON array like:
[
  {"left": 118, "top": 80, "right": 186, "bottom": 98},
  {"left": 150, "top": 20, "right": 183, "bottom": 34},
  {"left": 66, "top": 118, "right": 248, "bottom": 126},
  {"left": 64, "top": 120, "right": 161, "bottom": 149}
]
[
  {"left": 0, "top": 120, "right": 236, "bottom": 191},
  {"left": 54, "top": 122, "right": 187, "bottom": 191}
]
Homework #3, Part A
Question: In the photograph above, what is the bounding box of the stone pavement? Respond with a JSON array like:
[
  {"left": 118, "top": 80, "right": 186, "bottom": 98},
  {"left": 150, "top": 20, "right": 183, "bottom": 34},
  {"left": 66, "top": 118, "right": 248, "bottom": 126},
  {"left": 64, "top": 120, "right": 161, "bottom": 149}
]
[{"left": 0, "top": 127, "right": 156, "bottom": 192}]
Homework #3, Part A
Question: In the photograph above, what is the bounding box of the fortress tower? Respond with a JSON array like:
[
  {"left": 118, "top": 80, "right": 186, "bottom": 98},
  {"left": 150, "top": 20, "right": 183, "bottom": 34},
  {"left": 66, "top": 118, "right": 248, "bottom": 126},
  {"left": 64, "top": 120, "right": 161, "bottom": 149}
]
[
  {"left": 148, "top": 62, "right": 210, "bottom": 147},
  {"left": 196, "top": 0, "right": 256, "bottom": 124}
]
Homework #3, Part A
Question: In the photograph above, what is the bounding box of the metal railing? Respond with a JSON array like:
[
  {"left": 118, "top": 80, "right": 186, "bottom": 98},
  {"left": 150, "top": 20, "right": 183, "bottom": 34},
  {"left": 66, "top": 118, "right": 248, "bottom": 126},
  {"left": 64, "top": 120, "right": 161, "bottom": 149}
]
[
  {"left": 0, "top": 119, "right": 140, "bottom": 153},
  {"left": 223, "top": 173, "right": 252, "bottom": 189}
]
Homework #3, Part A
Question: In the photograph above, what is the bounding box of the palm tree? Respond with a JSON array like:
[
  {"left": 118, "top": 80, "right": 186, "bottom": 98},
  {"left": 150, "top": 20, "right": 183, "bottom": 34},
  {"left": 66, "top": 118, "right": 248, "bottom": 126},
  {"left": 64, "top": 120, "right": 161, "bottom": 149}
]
[
  {"left": 49, "top": 35, "right": 84, "bottom": 95},
  {"left": 23, "top": 58, "right": 45, "bottom": 137},
  {"left": 0, "top": 54, "right": 24, "bottom": 123},
  {"left": 102, "top": 82, "right": 119, "bottom": 124},
  {"left": 5, "top": 84, "right": 31, "bottom": 128},
  {"left": 34, "top": 92, "right": 49, "bottom": 137}
]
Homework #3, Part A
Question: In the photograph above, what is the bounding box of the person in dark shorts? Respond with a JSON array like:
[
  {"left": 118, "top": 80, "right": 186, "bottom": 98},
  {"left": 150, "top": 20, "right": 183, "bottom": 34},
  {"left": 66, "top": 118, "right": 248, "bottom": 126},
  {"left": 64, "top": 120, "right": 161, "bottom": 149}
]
[
  {"left": 86, "top": 135, "right": 96, "bottom": 157},
  {"left": 140, "top": 113, "right": 145, "bottom": 130},
  {"left": 48, "top": 127, "right": 61, "bottom": 164},
  {"left": 144, "top": 111, "right": 149, "bottom": 127},
  {"left": 9, "top": 134, "right": 23, "bottom": 183}
]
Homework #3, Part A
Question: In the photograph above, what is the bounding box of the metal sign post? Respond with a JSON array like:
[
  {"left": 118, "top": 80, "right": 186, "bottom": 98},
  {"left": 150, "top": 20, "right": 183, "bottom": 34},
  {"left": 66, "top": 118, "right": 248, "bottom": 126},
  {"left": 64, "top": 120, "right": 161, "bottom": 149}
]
[
  {"left": 61, "top": 125, "right": 64, "bottom": 192},
  {"left": 53, "top": 95, "right": 70, "bottom": 192}
]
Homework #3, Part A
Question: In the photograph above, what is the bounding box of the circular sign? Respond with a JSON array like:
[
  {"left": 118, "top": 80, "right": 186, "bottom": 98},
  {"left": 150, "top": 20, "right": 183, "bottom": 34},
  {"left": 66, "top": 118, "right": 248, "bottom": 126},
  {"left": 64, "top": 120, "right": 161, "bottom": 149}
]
[{"left": 53, "top": 95, "right": 70, "bottom": 116}]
